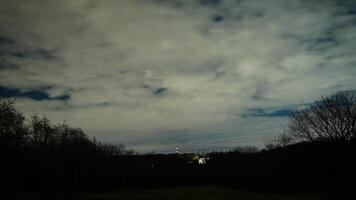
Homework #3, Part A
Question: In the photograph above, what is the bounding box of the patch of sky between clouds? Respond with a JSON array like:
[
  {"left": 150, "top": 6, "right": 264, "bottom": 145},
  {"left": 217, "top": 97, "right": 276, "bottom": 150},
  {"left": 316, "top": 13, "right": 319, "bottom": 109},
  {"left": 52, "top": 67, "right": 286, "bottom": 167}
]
[
  {"left": 245, "top": 108, "right": 293, "bottom": 117},
  {"left": 0, "top": 86, "right": 70, "bottom": 101}
]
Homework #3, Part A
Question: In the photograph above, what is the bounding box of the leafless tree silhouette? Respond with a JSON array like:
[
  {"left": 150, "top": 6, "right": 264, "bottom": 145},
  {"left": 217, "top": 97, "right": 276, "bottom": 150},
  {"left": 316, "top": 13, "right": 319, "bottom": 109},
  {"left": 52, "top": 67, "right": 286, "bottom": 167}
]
[
  {"left": 264, "top": 132, "right": 293, "bottom": 150},
  {"left": 286, "top": 91, "right": 356, "bottom": 143}
]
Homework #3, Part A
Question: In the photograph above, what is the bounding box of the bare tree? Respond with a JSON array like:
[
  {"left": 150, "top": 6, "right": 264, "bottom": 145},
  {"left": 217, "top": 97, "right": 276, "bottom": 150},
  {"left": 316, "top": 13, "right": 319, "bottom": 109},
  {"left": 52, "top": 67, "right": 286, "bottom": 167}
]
[
  {"left": 264, "top": 132, "right": 293, "bottom": 150},
  {"left": 29, "top": 114, "right": 55, "bottom": 151},
  {"left": 233, "top": 146, "right": 259, "bottom": 154},
  {"left": 286, "top": 91, "right": 356, "bottom": 143},
  {"left": 0, "top": 98, "right": 27, "bottom": 148}
]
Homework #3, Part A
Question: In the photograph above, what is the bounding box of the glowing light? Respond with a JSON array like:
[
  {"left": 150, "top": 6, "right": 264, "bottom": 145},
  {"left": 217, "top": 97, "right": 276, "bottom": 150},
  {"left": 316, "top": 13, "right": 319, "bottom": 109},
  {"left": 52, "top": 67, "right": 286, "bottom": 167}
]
[
  {"left": 198, "top": 158, "right": 207, "bottom": 165},
  {"left": 175, "top": 147, "right": 180, "bottom": 154}
]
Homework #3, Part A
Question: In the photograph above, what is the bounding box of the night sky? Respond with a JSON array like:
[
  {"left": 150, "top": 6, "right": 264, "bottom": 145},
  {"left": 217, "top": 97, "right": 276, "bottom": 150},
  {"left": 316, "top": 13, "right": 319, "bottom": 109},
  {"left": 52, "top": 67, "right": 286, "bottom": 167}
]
[{"left": 1, "top": 0, "right": 356, "bottom": 153}]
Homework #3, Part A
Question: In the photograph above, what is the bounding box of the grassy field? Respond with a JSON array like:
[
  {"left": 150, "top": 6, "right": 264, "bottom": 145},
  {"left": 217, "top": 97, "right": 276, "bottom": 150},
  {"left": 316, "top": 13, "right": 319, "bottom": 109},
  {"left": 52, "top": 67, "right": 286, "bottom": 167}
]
[{"left": 79, "top": 186, "right": 318, "bottom": 200}]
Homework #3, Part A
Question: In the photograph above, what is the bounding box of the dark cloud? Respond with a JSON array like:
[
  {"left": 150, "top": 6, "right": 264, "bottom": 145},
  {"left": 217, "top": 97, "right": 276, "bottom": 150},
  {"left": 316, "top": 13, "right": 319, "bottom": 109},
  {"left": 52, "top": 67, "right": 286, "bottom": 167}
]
[
  {"left": 0, "top": 35, "right": 15, "bottom": 45},
  {"left": 212, "top": 14, "right": 224, "bottom": 22},
  {"left": 6, "top": 49, "right": 57, "bottom": 60},
  {"left": 153, "top": 88, "right": 168, "bottom": 96}
]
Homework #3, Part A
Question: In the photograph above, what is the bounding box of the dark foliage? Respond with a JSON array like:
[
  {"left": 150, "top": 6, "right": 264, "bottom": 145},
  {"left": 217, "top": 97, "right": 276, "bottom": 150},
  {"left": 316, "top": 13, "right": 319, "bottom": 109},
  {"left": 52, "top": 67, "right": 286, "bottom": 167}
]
[{"left": 0, "top": 99, "right": 132, "bottom": 198}]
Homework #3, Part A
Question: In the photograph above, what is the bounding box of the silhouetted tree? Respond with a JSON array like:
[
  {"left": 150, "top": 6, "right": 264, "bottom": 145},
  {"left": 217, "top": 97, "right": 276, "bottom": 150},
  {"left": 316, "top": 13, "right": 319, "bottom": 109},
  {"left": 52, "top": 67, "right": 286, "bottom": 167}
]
[
  {"left": 233, "top": 146, "right": 259, "bottom": 154},
  {"left": 95, "top": 142, "right": 132, "bottom": 156},
  {"left": 29, "top": 114, "right": 55, "bottom": 152},
  {"left": 286, "top": 91, "right": 356, "bottom": 143},
  {"left": 0, "top": 98, "right": 27, "bottom": 149},
  {"left": 264, "top": 133, "right": 293, "bottom": 150},
  {"left": 53, "top": 123, "right": 91, "bottom": 150}
]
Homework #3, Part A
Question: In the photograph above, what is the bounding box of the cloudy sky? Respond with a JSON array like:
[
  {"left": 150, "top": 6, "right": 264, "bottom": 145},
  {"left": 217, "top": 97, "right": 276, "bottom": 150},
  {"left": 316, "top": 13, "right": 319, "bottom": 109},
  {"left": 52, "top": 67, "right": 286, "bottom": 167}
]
[{"left": 1, "top": 0, "right": 355, "bottom": 153}]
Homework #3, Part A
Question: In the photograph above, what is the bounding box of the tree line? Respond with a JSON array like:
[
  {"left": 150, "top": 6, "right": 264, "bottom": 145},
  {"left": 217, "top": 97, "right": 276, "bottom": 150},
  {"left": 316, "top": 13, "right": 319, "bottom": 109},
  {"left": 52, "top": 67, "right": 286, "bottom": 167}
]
[
  {"left": 0, "top": 98, "right": 135, "bottom": 197},
  {"left": 0, "top": 99, "right": 134, "bottom": 156}
]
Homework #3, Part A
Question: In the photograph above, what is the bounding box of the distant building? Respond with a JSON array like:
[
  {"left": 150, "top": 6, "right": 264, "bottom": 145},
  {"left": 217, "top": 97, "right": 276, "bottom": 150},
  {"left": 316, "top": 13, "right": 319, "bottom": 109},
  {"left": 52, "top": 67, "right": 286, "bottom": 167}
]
[
  {"left": 198, "top": 158, "right": 209, "bottom": 165},
  {"left": 175, "top": 147, "right": 180, "bottom": 154},
  {"left": 198, "top": 157, "right": 209, "bottom": 165},
  {"left": 190, "top": 154, "right": 209, "bottom": 165}
]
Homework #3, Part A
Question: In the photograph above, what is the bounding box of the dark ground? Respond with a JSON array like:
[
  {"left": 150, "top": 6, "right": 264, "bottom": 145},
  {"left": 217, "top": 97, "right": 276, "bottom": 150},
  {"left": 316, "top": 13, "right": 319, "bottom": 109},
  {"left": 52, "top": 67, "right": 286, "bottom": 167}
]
[{"left": 79, "top": 185, "right": 317, "bottom": 200}]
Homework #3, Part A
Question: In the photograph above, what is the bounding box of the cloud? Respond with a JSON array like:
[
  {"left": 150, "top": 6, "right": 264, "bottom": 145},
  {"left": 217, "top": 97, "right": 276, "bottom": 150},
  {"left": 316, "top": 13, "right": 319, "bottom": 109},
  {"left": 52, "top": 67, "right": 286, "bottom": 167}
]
[{"left": 0, "top": 0, "right": 356, "bottom": 152}]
